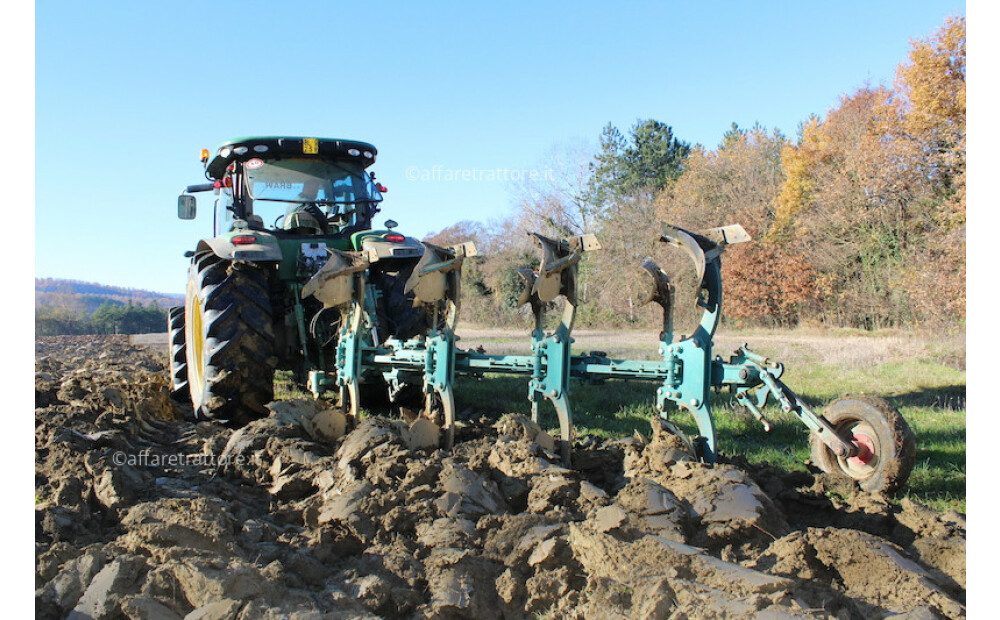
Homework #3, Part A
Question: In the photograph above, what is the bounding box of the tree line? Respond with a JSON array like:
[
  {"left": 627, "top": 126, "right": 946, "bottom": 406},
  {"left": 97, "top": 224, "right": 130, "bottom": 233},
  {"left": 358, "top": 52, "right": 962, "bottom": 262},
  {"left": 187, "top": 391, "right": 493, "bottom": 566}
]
[
  {"left": 426, "top": 17, "right": 965, "bottom": 332},
  {"left": 35, "top": 300, "right": 169, "bottom": 336}
]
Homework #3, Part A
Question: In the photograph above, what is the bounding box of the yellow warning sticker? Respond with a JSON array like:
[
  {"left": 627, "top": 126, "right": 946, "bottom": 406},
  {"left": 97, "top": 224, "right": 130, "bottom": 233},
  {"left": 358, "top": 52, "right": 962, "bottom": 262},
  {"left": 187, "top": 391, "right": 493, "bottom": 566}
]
[{"left": 303, "top": 138, "right": 319, "bottom": 154}]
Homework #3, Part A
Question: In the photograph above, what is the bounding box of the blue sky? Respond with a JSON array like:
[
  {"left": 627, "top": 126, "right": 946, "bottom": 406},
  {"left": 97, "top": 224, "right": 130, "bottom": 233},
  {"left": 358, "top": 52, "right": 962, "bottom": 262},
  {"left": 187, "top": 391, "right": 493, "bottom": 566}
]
[{"left": 34, "top": 1, "right": 967, "bottom": 295}]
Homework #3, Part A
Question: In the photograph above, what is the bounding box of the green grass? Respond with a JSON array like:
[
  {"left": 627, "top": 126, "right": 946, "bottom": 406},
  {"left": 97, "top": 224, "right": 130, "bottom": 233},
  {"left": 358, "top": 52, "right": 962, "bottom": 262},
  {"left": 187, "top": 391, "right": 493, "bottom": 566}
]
[{"left": 274, "top": 370, "right": 310, "bottom": 400}]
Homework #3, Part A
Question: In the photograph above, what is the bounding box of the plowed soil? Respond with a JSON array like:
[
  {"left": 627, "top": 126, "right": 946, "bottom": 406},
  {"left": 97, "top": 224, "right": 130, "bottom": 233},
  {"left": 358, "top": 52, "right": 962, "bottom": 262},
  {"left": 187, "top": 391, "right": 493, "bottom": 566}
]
[{"left": 35, "top": 335, "right": 966, "bottom": 619}]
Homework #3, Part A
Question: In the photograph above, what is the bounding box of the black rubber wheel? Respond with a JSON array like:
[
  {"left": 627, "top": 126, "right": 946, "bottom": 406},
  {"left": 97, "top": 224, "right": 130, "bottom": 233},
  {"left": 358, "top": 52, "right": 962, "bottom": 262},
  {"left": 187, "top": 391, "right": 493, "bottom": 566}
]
[
  {"left": 809, "top": 395, "right": 916, "bottom": 495},
  {"left": 184, "top": 251, "right": 277, "bottom": 426},
  {"left": 369, "top": 262, "right": 432, "bottom": 342},
  {"left": 167, "top": 306, "right": 190, "bottom": 402}
]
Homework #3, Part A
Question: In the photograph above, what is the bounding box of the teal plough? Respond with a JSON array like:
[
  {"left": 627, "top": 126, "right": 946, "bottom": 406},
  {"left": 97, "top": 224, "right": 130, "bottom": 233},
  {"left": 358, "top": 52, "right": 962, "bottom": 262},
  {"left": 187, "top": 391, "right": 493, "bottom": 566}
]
[{"left": 300, "top": 223, "right": 909, "bottom": 492}]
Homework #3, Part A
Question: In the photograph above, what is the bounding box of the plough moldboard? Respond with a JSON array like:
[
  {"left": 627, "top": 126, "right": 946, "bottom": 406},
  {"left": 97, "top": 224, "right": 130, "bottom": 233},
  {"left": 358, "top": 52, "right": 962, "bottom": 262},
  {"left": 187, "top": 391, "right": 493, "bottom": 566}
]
[{"left": 302, "top": 223, "right": 913, "bottom": 493}]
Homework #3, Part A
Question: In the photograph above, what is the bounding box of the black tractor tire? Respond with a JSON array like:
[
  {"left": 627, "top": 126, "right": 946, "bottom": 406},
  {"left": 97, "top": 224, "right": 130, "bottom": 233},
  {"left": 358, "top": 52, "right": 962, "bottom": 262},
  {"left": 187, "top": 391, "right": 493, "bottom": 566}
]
[
  {"left": 809, "top": 395, "right": 916, "bottom": 495},
  {"left": 167, "top": 306, "right": 190, "bottom": 402},
  {"left": 184, "top": 251, "right": 277, "bottom": 426},
  {"left": 370, "top": 262, "right": 432, "bottom": 342}
]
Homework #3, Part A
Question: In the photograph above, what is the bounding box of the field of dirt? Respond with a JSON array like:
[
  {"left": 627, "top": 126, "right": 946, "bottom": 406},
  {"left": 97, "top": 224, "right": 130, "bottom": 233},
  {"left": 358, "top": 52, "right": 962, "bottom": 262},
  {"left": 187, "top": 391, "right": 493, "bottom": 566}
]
[{"left": 35, "top": 335, "right": 966, "bottom": 619}]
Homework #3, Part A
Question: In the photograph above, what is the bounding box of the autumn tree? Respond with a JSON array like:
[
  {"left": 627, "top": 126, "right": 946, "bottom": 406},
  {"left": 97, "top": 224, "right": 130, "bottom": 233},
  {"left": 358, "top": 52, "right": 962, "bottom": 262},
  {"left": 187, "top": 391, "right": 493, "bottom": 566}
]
[
  {"left": 723, "top": 244, "right": 817, "bottom": 327},
  {"left": 769, "top": 16, "right": 965, "bottom": 327},
  {"left": 416, "top": 17, "right": 965, "bottom": 331},
  {"left": 894, "top": 15, "right": 966, "bottom": 224},
  {"left": 586, "top": 195, "right": 665, "bottom": 325},
  {"left": 769, "top": 88, "right": 925, "bottom": 327},
  {"left": 658, "top": 123, "right": 786, "bottom": 238},
  {"left": 887, "top": 16, "right": 966, "bottom": 325}
]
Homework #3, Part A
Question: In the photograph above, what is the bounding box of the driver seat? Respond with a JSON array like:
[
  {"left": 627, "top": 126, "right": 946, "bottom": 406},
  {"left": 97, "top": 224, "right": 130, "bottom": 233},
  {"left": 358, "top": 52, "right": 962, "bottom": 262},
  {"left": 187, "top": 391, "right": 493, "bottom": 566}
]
[{"left": 282, "top": 211, "right": 324, "bottom": 234}]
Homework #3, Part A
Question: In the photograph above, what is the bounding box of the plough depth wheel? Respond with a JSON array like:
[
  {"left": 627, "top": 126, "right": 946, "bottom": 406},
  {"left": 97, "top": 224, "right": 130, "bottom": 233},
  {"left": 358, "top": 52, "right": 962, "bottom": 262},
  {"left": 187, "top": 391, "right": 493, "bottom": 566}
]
[{"left": 808, "top": 395, "right": 916, "bottom": 495}]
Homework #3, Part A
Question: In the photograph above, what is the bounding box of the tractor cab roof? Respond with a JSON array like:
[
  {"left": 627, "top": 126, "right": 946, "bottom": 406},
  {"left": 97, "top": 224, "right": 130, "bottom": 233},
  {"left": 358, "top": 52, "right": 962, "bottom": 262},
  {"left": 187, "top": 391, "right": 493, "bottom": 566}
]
[{"left": 205, "top": 137, "right": 378, "bottom": 180}]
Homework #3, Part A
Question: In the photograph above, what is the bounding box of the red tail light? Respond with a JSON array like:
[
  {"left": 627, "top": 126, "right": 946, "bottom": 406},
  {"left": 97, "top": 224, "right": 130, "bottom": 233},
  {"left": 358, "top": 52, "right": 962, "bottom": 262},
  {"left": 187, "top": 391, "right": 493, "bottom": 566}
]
[
  {"left": 384, "top": 233, "right": 405, "bottom": 242},
  {"left": 232, "top": 235, "right": 257, "bottom": 245}
]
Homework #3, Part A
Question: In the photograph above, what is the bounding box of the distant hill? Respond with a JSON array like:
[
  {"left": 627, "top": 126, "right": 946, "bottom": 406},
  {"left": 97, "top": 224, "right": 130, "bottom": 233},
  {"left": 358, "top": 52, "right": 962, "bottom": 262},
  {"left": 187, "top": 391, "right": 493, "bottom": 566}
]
[{"left": 35, "top": 278, "right": 185, "bottom": 314}]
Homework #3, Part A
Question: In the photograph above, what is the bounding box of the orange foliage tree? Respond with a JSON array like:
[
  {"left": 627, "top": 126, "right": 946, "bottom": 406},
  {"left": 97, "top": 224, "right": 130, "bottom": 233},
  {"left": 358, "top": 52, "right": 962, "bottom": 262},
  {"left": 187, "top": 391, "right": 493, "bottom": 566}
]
[{"left": 766, "top": 15, "right": 965, "bottom": 328}]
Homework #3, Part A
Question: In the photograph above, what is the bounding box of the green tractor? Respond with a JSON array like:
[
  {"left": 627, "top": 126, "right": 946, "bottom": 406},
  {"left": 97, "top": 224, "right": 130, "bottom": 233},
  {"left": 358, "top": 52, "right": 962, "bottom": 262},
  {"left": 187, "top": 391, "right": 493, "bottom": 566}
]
[{"left": 170, "top": 137, "right": 430, "bottom": 425}]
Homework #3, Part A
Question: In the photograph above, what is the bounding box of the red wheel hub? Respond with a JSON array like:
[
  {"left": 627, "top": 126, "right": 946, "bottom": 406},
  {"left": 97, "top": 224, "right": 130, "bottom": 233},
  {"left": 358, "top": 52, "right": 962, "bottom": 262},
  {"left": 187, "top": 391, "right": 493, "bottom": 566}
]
[{"left": 847, "top": 432, "right": 876, "bottom": 467}]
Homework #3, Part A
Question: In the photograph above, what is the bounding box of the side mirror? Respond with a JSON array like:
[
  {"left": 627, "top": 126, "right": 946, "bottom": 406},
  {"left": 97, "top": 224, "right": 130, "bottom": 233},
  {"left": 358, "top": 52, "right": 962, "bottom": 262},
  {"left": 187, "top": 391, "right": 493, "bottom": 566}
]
[{"left": 178, "top": 194, "right": 197, "bottom": 219}]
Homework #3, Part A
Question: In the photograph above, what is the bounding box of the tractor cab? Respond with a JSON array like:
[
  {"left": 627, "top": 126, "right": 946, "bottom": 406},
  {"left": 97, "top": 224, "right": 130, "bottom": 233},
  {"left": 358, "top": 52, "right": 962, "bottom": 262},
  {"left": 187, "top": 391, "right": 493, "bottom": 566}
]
[
  {"left": 179, "top": 137, "right": 385, "bottom": 238},
  {"left": 240, "top": 156, "right": 384, "bottom": 236}
]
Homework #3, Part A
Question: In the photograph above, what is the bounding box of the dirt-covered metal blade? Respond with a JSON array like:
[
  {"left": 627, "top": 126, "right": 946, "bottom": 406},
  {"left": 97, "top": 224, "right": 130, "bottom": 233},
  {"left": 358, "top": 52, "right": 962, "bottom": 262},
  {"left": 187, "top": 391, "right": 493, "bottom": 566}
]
[
  {"left": 660, "top": 225, "right": 706, "bottom": 285},
  {"left": 697, "top": 224, "right": 752, "bottom": 247},
  {"left": 301, "top": 249, "right": 369, "bottom": 308}
]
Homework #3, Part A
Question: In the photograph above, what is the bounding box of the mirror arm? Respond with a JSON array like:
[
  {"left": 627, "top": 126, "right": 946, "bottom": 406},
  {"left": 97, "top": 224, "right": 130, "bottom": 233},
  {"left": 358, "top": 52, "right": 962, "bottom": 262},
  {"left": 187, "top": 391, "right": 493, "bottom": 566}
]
[{"left": 185, "top": 182, "right": 216, "bottom": 193}]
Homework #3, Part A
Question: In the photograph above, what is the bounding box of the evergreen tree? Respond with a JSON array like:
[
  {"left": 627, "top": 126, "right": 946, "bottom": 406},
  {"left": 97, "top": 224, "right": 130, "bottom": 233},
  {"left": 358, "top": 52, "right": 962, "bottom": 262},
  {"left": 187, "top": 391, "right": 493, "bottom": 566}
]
[{"left": 585, "top": 119, "right": 690, "bottom": 209}]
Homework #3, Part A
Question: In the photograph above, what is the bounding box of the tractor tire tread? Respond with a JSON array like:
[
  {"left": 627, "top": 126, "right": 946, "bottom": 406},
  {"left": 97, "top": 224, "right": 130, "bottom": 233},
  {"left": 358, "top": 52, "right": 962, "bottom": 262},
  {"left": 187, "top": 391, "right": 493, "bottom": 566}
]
[{"left": 186, "top": 254, "right": 276, "bottom": 426}]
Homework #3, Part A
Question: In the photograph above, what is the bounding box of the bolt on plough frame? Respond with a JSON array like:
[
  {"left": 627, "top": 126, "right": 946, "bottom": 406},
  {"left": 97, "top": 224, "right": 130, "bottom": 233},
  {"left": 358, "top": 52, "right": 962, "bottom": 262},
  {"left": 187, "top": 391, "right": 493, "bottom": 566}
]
[{"left": 303, "top": 223, "right": 909, "bottom": 491}]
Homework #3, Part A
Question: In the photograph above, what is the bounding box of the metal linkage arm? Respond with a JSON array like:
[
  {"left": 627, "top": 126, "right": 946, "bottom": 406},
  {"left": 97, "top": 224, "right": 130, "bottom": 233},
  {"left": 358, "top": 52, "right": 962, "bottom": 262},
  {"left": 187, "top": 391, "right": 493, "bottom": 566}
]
[{"left": 723, "top": 346, "right": 857, "bottom": 458}]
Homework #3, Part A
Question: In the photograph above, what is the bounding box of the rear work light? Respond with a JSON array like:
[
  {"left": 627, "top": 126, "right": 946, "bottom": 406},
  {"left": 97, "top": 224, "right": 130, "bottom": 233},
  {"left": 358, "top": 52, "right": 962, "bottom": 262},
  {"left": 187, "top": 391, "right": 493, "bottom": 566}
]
[
  {"left": 231, "top": 235, "right": 258, "bottom": 245},
  {"left": 384, "top": 233, "right": 406, "bottom": 243}
]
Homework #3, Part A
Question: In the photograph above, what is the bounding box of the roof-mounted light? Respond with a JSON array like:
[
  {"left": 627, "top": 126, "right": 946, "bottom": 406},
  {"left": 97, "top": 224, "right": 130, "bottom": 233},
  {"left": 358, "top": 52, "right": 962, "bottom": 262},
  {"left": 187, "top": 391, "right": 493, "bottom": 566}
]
[
  {"left": 200, "top": 149, "right": 210, "bottom": 163},
  {"left": 347, "top": 148, "right": 361, "bottom": 156},
  {"left": 253, "top": 144, "right": 269, "bottom": 153},
  {"left": 233, "top": 146, "right": 249, "bottom": 155}
]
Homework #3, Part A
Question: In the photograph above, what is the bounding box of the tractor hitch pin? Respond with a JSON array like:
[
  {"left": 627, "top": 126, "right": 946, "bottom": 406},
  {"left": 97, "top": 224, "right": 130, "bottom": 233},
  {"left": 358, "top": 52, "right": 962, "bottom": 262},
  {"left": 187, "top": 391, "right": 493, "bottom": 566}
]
[
  {"left": 736, "top": 393, "right": 772, "bottom": 432},
  {"left": 758, "top": 370, "right": 794, "bottom": 412}
]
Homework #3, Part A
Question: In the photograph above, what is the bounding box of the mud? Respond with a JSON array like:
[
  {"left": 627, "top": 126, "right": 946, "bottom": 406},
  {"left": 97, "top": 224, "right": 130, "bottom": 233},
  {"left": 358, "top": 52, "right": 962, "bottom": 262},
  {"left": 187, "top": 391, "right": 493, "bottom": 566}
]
[{"left": 35, "top": 335, "right": 967, "bottom": 619}]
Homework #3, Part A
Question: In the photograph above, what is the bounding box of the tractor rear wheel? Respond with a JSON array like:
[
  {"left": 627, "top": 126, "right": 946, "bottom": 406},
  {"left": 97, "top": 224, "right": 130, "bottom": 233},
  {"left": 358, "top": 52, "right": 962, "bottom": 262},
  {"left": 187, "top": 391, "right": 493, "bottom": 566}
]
[
  {"left": 184, "top": 251, "right": 276, "bottom": 426},
  {"left": 167, "top": 306, "right": 190, "bottom": 403},
  {"left": 370, "top": 262, "right": 432, "bottom": 342},
  {"left": 809, "top": 395, "right": 916, "bottom": 495}
]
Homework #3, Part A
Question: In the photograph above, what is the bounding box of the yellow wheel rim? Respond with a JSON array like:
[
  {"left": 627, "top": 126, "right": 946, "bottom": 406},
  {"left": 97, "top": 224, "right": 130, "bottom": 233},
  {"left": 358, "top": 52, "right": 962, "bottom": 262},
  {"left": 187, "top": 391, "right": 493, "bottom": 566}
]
[{"left": 185, "top": 282, "right": 207, "bottom": 407}]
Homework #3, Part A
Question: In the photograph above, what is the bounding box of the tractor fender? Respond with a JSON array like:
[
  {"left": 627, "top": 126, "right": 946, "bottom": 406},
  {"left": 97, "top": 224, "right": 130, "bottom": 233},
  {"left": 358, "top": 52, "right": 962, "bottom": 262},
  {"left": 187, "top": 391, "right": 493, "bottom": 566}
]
[{"left": 196, "top": 230, "right": 283, "bottom": 263}]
